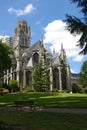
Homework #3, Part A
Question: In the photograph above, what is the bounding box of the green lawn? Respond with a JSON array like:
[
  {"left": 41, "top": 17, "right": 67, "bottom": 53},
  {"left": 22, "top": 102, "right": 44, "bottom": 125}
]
[
  {"left": 0, "top": 92, "right": 87, "bottom": 130},
  {"left": 0, "top": 92, "right": 87, "bottom": 108},
  {"left": 0, "top": 110, "right": 87, "bottom": 130}
]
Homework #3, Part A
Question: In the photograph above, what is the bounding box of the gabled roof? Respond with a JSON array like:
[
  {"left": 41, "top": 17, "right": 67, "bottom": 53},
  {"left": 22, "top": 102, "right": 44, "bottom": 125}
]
[
  {"left": 27, "top": 40, "right": 43, "bottom": 53},
  {"left": 51, "top": 55, "right": 60, "bottom": 66},
  {"left": 31, "top": 40, "right": 42, "bottom": 51},
  {"left": 27, "top": 57, "right": 33, "bottom": 68}
]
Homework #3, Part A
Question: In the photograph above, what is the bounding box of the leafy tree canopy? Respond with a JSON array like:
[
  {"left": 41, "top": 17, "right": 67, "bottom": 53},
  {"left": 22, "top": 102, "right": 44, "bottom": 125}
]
[
  {"left": 70, "top": 0, "right": 87, "bottom": 15},
  {"left": 65, "top": 0, "right": 87, "bottom": 54},
  {"left": 0, "top": 40, "right": 13, "bottom": 78}
]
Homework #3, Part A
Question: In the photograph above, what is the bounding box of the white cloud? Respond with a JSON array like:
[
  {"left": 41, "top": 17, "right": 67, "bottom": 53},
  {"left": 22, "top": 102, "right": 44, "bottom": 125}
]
[
  {"left": 8, "top": 4, "right": 35, "bottom": 16},
  {"left": 70, "top": 69, "right": 77, "bottom": 73},
  {"left": 0, "top": 35, "right": 10, "bottom": 38},
  {"left": 43, "top": 20, "right": 83, "bottom": 62},
  {"left": 73, "top": 55, "right": 84, "bottom": 62}
]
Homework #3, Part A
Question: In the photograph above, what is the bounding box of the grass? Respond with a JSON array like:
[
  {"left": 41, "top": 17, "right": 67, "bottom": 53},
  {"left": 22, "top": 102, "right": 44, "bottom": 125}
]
[
  {"left": 0, "top": 92, "right": 87, "bottom": 129},
  {"left": 0, "top": 110, "right": 87, "bottom": 130},
  {"left": 0, "top": 92, "right": 87, "bottom": 108}
]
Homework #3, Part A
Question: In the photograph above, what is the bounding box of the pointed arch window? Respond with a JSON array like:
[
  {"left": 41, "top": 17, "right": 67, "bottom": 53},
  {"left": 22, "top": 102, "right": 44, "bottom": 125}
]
[
  {"left": 33, "top": 52, "right": 39, "bottom": 66},
  {"left": 53, "top": 68, "right": 59, "bottom": 89}
]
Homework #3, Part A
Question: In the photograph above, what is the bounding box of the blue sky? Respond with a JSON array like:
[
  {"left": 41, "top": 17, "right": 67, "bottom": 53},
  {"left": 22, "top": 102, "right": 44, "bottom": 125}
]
[{"left": 0, "top": 0, "right": 87, "bottom": 73}]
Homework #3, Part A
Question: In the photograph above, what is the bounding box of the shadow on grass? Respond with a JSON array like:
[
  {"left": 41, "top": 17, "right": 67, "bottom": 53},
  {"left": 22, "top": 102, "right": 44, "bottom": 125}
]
[
  {"left": 0, "top": 92, "right": 87, "bottom": 108},
  {"left": 0, "top": 121, "right": 12, "bottom": 130},
  {"left": 35, "top": 96, "right": 87, "bottom": 108},
  {"left": 0, "top": 110, "right": 87, "bottom": 130},
  {"left": 0, "top": 121, "right": 28, "bottom": 130}
]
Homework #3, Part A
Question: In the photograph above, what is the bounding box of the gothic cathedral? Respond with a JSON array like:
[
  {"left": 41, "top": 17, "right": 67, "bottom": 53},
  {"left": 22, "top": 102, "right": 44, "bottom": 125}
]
[{"left": 4, "top": 20, "right": 72, "bottom": 92}]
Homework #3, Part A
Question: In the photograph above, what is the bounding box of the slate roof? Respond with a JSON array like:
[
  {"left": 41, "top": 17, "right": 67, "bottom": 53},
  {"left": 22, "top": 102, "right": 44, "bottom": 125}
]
[
  {"left": 22, "top": 40, "right": 62, "bottom": 68},
  {"left": 22, "top": 40, "right": 42, "bottom": 58},
  {"left": 27, "top": 40, "right": 43, "bottom": 53},
  {"left": 27, "top": 57, "right": 33, "bottom": 68},
  {"left": 51, "top": 55, "right": 60, "bottom": 66}
]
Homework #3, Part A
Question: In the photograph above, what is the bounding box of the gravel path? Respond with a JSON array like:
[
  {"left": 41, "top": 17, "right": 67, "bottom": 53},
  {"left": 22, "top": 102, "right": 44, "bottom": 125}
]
[
  {"left": 40, "top": 108, "right": 87, "bottom": 114},
  {"left": 0, "top": 106, "right": 87, "bottom": 114}
]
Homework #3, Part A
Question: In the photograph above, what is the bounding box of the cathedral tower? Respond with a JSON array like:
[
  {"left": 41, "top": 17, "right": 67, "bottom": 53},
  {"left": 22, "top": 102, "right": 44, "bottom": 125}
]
[
  {"left": 13, "top": 20, "right": 31, "bottom": 87},
  {"left": 14, "top": 20, "right": 30, "bottom": 48}
]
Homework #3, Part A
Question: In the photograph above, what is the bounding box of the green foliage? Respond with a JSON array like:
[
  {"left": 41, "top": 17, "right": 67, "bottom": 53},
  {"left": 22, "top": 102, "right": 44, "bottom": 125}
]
[
  {"left": 0, "top": 40, "right": 13, "bottom": 78},
  {"left": 84, "top": 89, "right": 87, "bottom": 94},
  {"left": 22, "top": 86, "right": 35, "bottom": 92},
  {"left": 52, "top": 88, "right": 59, "bottom": 92},
  {"left": 2, "top": 83, "right": 9, "bottom": 89},
  {"left": 66, "top": 0, "right": 87, "bottom": 54},
  {"left": 8, "top": 79, "right": 19, "bottom": 92},
  {"left": 78, "top": 61, "right": 87, "bottom": 87},
  {"left": 42, "top": 62, "right": 50, "bottom": 90},
  {"left": 0, "top": 87, "right": 4, "bottom": 91},
  {"left": 32, "top": 61, "right": 43, "bottom": 91},
  {"left": 72, "top": 83, "right": 83, "bottom": 93},
  {"left": 69, "top": 0, "right": 87, "bottom": 15},
  {"left": 32, "top": 60, "right": 50, "bottom": 92}
]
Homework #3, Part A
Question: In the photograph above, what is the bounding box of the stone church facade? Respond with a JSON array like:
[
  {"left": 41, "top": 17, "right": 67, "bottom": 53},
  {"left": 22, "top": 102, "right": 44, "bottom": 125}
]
[{"left": 3, "top": 20, "right": 72, "bottom": 92}]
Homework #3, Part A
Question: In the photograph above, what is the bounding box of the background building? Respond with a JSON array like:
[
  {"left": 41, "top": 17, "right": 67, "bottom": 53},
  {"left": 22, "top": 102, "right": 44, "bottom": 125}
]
[{"left": 0, "top": 35, "right": 13, "bottom": 47}]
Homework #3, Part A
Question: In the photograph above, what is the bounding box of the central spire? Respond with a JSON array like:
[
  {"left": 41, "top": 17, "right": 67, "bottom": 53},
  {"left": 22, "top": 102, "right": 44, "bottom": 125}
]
[{"left": 60, "top": 43, "right": 66, "bottom": 64}]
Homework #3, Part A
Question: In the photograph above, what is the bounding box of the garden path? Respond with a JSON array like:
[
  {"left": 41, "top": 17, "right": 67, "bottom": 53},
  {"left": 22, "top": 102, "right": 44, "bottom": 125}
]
[{"left": 0, "top": 106, "right": 87, "bottom": 114}]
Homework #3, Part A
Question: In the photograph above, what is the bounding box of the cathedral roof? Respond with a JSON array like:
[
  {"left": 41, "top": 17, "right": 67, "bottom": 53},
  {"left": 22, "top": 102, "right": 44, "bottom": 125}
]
[
  {"left": 31, "top": 40, "right": 43, "bottom": 51},
  {"left": 27, "top": 57, "right": 33, "bottom": 68},
  {"left": 27, "top": 40, "right": 43, "bottom": 53},
  {"left": 51, "top": 55, "right": 60, "bottom": 66}
]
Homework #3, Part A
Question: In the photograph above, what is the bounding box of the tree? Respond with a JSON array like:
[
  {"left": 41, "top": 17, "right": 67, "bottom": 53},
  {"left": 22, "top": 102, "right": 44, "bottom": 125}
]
[
  {"left": 42, "top": 62, "right": 50, "bottom": 90},
  {"left": 32, "top": 60, "right": 50, "bottom": 92},
  {"left": 65, "top": 0, "right": 87, "bottom": 54},
  {"left": 8, "top": 79, "right": 19, "bottom": 92},
  {"left": 78, "top": 61, "right": 87, "bottom": 87},
  {"left": 0, "top": 40, "right": 13, "bottom": 78},
  {"left": 72, "top": 83, "right": 83, "bottom": 93}
]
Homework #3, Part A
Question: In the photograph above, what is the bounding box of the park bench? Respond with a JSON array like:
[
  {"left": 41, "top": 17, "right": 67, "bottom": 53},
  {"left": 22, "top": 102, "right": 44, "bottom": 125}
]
[{"left": 14, "top": 100, "right": 36, "bottom": 111}]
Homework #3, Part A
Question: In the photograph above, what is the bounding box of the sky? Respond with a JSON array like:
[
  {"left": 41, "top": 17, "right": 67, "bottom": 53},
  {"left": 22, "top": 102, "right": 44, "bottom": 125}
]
[{"left": 0, "top": 0, "right": 87, "bottom": 73}]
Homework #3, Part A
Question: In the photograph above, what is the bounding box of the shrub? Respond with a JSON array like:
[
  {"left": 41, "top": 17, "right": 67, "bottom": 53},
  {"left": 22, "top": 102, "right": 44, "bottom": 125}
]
[
  {"left": 2, "top": 83, "right": 10, "bottom": 90},
  {"left": 83, "top": 88, "right": 87, "bottom": 94},
  {"left": 52, "top": 88, "right": 59, "bottom": 92},
  {"left": 72, "top": 83, "right": 83, "bottom": 93},
  {"left": 8, "top": 80, "right": 20, "bottom": 92},
  {"left": 22, "top": 86, "right": 34, "bottom": 92}
]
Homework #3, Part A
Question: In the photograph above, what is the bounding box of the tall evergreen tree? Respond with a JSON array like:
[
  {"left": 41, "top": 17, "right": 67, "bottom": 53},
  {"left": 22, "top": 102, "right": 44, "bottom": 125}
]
[
  {"left": 65, "top": 0, "right": 87, "bottom": 54},
  {"left": 42, "top": 63, "right": 50, "bottom": 90},
  {"left": 32, "top": 60, "right": 50, "bottom": 92},
  {"left": 78, "top": 61, "right": 87, "bottom": 87}
]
